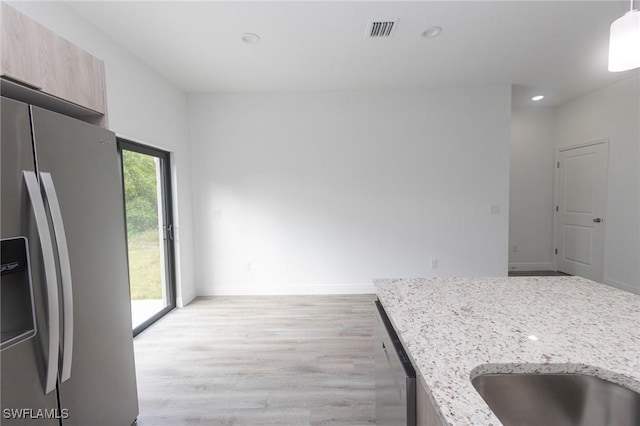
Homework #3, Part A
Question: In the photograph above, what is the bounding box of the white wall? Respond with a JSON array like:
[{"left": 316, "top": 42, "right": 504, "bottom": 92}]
[
  {"left": 509, "top": 108, "right": 556, "bottom": 271},
  {"left": 555, "top": 75, "right": 640, "bottom": 294},
  {"left": 189, "top": 86, "right": 511, "bottom": 295},
  {"left": 8, "top": 1, "right": 197, "bottom": 305}
]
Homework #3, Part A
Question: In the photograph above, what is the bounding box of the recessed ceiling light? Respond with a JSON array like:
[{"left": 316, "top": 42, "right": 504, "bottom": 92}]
[
  {"left": 241, "top": 33, "right": 261, "bottom": 44},
  {"left": 422, "top": 26, "right": 443, "bottom": 39},
  {"left": 531, "top": 95, "right": 544, "bottom": 101}
]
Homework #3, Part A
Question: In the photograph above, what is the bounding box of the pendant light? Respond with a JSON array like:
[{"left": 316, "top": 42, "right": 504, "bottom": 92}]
[{"left": 608, "top": 0, "right": 640, "bottom": 72}]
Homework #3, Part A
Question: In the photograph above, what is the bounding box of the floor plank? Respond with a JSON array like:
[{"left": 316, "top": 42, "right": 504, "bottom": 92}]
[{"left": 134, "top": 295, "right": 376, "bottom": 426}]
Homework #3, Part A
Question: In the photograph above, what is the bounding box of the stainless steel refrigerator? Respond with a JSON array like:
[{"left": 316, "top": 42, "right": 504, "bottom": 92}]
[{"left": 1, "top": 96, "right": 138, "bottom": 425}]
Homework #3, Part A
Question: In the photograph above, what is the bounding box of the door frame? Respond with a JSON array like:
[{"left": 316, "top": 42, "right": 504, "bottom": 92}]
[
  {"left": 117, "top": 138, "right": 176, "bottom": 336},
  {"left": 553, "top": 139, "right": 608, "bottom": 281}
]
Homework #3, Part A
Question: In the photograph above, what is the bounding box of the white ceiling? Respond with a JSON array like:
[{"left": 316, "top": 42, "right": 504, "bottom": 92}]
[{"left": 67, "top": 1, "right": 637, "bottom": 107}]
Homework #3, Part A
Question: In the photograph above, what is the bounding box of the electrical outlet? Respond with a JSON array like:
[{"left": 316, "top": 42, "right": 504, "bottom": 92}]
[
  {"left": 513, "top": 244, "right": 518, "bottom": 253},
  {"left": 431, "top": 258, "right": 438, "bottom": 269}
]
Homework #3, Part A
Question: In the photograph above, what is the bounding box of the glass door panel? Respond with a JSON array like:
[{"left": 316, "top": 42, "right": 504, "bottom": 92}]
[{"left": 119, "top": 140, "right": 175, "bottom": 335}]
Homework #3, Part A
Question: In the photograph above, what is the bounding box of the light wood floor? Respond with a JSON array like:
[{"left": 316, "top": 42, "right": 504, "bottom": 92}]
[{"left": 133, "top": 295, "right": 376, "bottom": 426}]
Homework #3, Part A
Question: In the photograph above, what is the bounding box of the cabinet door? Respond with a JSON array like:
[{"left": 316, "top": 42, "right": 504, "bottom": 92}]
[
  {"left": 1, "top": 3, "right": 106, "bottom": 115},
  {"left": 0, "top": 3, "right": 51, "bottom": 91},
  {"left": 416, "top": 378, "right": 445, "bottom": 426},
  {"left": 50, "top": 35, "right": 106, "bottom": 114}
]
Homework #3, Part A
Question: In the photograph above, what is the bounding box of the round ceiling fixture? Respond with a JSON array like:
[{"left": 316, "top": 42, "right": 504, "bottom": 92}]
[
  {"left": 531, "top": 95, "right": 545, "bottom": 101},
  {"left": 241, "top": 33, "right": 261, "bottom": 44},
  {"left": 422, "top": 26, "right": 443, "bottom": 39}
]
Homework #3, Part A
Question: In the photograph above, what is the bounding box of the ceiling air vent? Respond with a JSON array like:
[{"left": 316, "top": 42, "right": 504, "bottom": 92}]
[{"left": 367, "top": 19, "right": 398, "bottom": 38}]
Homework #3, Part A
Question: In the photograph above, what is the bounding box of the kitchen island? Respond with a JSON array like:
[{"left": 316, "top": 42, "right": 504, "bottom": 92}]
[{"left": 374, "top": 277, "right": 640, "bottom": 425}]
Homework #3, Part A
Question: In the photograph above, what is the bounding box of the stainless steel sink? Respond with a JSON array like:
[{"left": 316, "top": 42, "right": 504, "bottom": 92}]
[{"left": 472, "top": 373, "right": 640, "bottom": 426}]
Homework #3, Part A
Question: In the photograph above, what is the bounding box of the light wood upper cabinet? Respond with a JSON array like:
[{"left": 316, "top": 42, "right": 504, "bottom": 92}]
[
  {"left": 50, "top": 33, "right": 106, "bottom": 113},
  {"left": 1, "top": 2, "right": 47, "bottom": 90},
  {"left": 1, "top": 3, "right": 106, "bottom": 115}
]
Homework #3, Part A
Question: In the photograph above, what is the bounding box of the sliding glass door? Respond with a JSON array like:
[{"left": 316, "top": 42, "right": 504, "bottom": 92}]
[{"left": 118, "top": 139, "right": 176, "bottom": 336}]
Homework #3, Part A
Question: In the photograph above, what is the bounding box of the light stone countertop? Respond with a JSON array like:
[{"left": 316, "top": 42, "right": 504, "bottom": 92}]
[{"left": 374, "top": 276, "right": 640, "bottom": 426}]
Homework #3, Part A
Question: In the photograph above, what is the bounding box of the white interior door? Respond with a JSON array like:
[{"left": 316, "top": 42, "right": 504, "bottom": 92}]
[{"left": 555, "top": 141, "right": 608, "bottom": 282}]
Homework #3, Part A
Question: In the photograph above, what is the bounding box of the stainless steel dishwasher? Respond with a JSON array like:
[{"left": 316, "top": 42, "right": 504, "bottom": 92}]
[{"left": 375, "top": 299, "right": 416, "bottom": 426}]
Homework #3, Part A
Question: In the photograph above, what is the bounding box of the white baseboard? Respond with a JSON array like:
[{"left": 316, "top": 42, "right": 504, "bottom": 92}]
[
  {"left": 196, "top": 282, "right": 376, "bottom": 296},
  {"left": 508, "top": 262, "right": 554, "bottom": 272},
  {"left": 603, "top": 278, "right": 640, "bottom": 295},
  {"left": 176, "top": 290, "right": 197, "bottom": 308}
]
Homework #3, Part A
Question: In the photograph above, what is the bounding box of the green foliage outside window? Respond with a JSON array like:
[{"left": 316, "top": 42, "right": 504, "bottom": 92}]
[{"left": 122, "top": 151, "right": 159, "bottom": 235}]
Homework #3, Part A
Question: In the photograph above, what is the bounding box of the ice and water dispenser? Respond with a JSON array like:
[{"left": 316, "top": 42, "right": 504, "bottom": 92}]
[{"left": 1, "top": 237, "right": 37, "bottom": 351}]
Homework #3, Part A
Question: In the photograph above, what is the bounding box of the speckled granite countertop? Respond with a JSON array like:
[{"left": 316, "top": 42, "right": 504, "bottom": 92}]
[{"left": 374, "top": 277, "right": 640, "bottom": 426}]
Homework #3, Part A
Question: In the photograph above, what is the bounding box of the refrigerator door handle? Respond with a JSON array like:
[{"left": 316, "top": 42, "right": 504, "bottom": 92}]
[
  {"left": 23, "top": 171, "right": 60, "bottom": 394},
  {"left": 41, "top": 172, "right": 74, "bottom": 383}
]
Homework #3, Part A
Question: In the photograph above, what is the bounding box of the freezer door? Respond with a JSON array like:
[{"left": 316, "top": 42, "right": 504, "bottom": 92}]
[
  {"left": 1, "top": 97, "right": 59, "bottom": 425},
  {"left": 31, "top": 106, "right": 139, "bottom": 426}
]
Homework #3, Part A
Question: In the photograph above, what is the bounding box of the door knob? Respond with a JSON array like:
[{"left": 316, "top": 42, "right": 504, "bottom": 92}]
[{"left": 593, "top": 218, "right": 602, "bottom": 223}]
